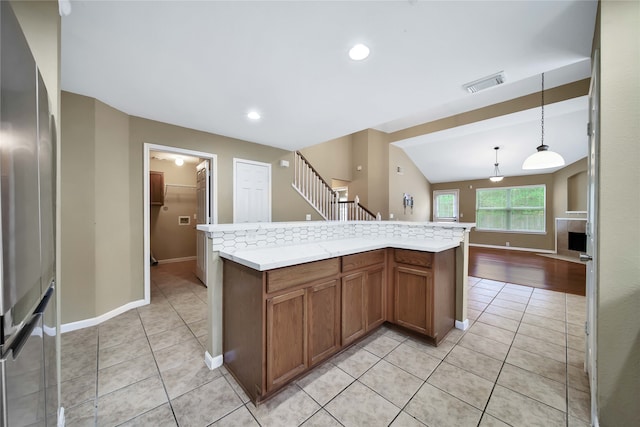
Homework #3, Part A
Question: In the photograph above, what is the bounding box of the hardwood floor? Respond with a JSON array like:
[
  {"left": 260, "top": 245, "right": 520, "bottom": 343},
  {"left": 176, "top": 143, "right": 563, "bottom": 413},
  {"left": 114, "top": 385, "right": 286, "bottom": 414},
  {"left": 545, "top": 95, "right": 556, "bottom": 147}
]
[{"left": 469, "top": 246, "right": 586, "bottom": 296}]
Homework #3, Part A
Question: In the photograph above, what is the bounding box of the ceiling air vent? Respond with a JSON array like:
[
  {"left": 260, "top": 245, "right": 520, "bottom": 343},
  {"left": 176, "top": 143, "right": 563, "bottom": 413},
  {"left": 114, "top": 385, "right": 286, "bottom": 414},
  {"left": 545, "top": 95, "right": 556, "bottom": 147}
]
[{"left": 462, "top": 71, "right": 506, "bottom": 93}]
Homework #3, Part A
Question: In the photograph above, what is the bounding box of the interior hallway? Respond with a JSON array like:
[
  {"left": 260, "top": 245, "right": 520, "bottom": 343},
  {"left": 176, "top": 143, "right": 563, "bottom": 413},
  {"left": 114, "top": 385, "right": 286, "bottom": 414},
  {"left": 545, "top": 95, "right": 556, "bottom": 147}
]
[{"left": 61, "top": 260, "right": 591, "bottom": 426}]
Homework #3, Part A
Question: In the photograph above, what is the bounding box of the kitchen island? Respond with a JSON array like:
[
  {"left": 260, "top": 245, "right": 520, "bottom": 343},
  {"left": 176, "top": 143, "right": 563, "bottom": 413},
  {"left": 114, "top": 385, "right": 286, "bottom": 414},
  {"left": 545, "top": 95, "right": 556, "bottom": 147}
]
[{"left": 197, "top": 221, "right": 474, "bottom": 404}]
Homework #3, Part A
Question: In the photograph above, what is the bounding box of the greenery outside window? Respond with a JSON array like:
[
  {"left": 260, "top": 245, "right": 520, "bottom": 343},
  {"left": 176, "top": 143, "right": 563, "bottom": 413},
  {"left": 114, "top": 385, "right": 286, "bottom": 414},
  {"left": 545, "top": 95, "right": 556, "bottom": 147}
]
[
  {"left": 476, "top": 185, "right": 546, "bottom": 233},
  {"left": 433, "top": 190, "right": 459, "bottom": 222}
]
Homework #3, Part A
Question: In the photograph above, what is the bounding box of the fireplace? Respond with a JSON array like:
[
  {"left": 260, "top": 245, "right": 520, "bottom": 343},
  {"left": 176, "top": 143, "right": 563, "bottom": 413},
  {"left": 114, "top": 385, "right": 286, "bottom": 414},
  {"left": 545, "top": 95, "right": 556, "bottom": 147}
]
[
  {"left": 556, "top": 218, "right": 587, "bottom": 257},
  {"left": 568, "top": 231, "right": 587, "bottom": 252}
]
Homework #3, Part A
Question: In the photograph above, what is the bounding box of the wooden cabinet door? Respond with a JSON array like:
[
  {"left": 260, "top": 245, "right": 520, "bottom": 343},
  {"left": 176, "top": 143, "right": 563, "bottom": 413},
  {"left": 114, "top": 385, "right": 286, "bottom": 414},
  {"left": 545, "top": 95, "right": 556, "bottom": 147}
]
[
  {"left": 341, "top": 272, "right": 366, "bottom": 346},
  {"left": 266, "top": 289, "right": 307, "bottom": 392},
  {"left": 149, "top": 171, "right": 164, "bottom": 206},
  {"left": 308, "top": 279, "right": 341, "bottom": 366},
  {"left": 365, "top": 266, "right": 385, "bottom": 331},
  {"left": 394, "top": 266, "right": 433, "bottom": 336}
]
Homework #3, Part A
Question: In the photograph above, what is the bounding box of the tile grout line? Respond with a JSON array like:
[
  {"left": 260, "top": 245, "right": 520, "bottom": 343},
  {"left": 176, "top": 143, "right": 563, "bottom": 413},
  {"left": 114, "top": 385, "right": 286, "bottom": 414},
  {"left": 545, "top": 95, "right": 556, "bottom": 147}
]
[
  {"left": 474, "top": 281, "right": 527, "bottom": 426},
  {"left": 137, "top": 271, "right": 182, "bottom": 425},
  {"left": 477, "top": 281, "right": 574, "bottom": 425},
  {"left": 93, "top": 325, "right": 100, "bottom": 427}
]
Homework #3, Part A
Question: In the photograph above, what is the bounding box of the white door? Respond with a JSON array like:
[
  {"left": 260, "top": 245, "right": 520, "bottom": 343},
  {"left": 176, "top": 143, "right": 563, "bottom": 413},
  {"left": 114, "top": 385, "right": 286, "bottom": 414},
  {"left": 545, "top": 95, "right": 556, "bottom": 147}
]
[
  {"left": 233, "top": 159, "right": 271, "bottom": 223},
  {"left": 585, "top": 49, "right": 599, "bottom": 422},
  {"left": 196, "top": 160, "right": 210, "bottom": 284}
]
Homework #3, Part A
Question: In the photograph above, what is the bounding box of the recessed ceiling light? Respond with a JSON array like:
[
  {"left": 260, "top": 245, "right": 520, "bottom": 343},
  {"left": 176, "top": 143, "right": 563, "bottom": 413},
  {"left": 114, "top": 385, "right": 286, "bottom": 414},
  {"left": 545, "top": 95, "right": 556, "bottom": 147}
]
[
  {"left": 247, "top": 111, "right": 261, "bottom": 120},
  {"left": 349, "top": 43, "right": 370, "bottom": 61}
]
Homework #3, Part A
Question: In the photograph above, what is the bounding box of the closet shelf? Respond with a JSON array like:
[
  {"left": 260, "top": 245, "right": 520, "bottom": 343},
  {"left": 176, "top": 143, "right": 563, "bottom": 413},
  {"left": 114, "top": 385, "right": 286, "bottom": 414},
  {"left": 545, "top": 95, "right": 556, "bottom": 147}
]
[{"left": 164, "top": 183, "right": 196, "bottom": 197}]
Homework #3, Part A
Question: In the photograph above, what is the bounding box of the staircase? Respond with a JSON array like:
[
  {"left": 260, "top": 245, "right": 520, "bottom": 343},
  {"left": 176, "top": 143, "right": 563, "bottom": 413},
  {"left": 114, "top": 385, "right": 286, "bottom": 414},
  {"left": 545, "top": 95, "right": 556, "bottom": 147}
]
[{"left": 292, "top": 151, "right": 376, "bottom": 221}]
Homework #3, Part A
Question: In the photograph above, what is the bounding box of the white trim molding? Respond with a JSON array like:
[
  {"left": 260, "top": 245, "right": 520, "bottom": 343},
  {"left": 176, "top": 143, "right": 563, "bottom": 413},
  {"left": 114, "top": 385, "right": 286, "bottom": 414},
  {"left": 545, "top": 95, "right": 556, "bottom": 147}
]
[
  {"left": 57, "top": 407, "right": 65, "bottom": 427},
  {"left": 143, "top": 143, "right": 218, "bottom": 307},
  {"left": 455, "top": 319, "right": 470, "bottom": 331},
  {"left": 205, "top": 351, "right": 223, "bottom": 370},
  {"left": 157, "top": 256, "right": 197, "bottom": 264},
  {"left": 469, "top": 243, "right": 554, "bottom": 254},
  {"left": 60, "top": 299, "right": 147, "bottom": 333}
]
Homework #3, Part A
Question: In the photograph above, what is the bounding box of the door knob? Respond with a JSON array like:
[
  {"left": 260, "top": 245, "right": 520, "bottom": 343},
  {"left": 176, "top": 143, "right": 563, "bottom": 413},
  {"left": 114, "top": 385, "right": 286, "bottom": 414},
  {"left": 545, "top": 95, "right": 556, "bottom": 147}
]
[{"left": 579, "top": 253, "right": 593, "bottom": 262}]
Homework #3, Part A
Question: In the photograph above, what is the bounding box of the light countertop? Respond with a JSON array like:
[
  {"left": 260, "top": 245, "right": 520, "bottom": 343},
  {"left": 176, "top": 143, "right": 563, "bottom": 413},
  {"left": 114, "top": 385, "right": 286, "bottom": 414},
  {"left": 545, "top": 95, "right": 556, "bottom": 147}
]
[{"left": 218, "top": 238, "right": 460, "bottom": 271}]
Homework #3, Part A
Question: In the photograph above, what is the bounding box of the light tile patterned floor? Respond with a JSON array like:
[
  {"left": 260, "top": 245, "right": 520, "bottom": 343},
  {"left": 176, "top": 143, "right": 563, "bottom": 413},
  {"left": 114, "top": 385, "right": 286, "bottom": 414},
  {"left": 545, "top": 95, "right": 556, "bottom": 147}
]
[{"left": 61, "top": 262, "right": 591, "bottom": 426}]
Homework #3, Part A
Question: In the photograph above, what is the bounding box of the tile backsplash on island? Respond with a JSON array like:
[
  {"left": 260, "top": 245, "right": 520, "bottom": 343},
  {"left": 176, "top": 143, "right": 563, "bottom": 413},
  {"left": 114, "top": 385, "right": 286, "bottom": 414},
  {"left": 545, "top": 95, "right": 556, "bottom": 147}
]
[{"left": 204, "top": 221, "right": 473, "bottom": 253}]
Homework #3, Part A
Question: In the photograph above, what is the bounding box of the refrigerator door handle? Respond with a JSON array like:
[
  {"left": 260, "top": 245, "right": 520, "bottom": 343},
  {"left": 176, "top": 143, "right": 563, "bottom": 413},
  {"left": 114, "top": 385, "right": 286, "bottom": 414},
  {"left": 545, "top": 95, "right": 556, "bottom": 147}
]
[
  {"left": 1, "top": 285, "right": 53, "bottom": 360},
  {"left": 34, "top": 283, "right": 54, "bottom": 315},
  {"left": 2, "top": 312, "right": 42, "bottom": 360}
]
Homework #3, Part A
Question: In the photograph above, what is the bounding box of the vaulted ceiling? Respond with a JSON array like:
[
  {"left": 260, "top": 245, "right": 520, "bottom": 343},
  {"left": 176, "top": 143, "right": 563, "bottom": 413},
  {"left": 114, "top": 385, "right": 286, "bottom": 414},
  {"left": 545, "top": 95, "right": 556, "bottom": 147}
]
[{"left": 62, "top": 0, "right": 597, "bottom": 183}]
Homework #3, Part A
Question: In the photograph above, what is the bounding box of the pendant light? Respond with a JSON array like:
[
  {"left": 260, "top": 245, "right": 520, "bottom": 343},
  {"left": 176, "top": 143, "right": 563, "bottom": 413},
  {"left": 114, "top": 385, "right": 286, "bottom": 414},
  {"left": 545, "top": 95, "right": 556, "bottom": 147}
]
[
  {"left": 489, "top": 146, "right": 504, "bottom": 182},
  {"left": 522, "top": 73, "right": 566, "bottom": 170}
]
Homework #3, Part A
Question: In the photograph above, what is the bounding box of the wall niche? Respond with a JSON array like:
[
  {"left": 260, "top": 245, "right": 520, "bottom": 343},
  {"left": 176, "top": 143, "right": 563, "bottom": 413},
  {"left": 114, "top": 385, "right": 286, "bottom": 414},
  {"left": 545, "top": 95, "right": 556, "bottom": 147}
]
[{"left": 567, "top": 171, "right": 587, "bottom": 212}]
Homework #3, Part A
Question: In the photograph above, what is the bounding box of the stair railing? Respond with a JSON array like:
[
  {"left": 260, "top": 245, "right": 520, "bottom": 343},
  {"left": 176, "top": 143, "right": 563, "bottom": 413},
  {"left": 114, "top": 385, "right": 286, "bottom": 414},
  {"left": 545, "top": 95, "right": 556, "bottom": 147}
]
[
  {"left": 292, "top": 151, "right": 339, "bottom": 220},
  {"left": 292, "top": 151, "right": 377, "bottom": 221}
]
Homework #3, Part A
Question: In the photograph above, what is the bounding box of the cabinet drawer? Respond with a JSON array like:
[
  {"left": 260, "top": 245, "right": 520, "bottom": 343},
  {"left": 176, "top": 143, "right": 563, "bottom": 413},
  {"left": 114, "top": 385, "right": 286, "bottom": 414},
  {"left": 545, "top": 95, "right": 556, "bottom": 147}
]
[
  {"left": 394, "top": 249, "right": 433, "bottom": 268},
  {"left": 267, "top": 258, "right": 340, "bottom": 293},
  {"left": 342, "top": 249, "right": 385, "bottom": 273}
]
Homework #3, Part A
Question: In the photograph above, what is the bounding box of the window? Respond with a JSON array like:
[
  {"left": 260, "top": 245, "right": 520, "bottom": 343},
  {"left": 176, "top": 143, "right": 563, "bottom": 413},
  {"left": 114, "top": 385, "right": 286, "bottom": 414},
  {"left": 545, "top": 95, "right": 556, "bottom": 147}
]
[
  {"left": 433, "top": 190, "right": 459, "bottom": 222},
  {"left": 476, "top": 185, "right": 546, "bottom": 232}
]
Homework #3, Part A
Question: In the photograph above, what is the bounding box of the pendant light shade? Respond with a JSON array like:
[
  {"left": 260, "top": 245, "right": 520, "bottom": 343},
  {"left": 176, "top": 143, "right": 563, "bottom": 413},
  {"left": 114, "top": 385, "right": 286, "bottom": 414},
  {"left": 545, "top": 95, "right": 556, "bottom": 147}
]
[
  {"left": 522, "top": 73, "right": 565, "bottom": 170},
  {"left": 522, "top": 144, "right": 565, "bottom": 169},
  {"left": 489, "top": 146, "right": 504, "bottom": 182}
]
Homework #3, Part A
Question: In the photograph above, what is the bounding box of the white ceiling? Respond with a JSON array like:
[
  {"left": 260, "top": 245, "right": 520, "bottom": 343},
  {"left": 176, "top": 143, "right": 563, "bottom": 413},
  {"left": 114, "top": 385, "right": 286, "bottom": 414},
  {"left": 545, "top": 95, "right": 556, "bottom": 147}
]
[
  {"left": 61, "top": 0, "right": 597, "bottom": 183},
  {"left": 395, "top": 96, "right": 589, "bottom": 183}
]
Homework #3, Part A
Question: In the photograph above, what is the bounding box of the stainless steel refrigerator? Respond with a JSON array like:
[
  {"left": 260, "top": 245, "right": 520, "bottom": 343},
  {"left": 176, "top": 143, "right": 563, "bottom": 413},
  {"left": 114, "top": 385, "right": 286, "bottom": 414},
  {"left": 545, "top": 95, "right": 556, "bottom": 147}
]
[{"left": 0, "top": 2, "right": 58, "bottom": 426}]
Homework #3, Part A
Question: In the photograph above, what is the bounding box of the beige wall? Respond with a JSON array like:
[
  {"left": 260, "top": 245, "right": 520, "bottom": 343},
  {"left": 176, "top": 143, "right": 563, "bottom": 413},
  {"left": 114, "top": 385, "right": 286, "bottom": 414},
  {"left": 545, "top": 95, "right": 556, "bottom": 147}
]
[
  {"left": 597, "top": 1, "right": 640, "bottom": 424},
  {"left": 367, "top": 129, "right": 389, "bottom": 218},
  {"left": 552, "top": 158, "right": 588, "bottom": 219},
  {"left": 299, "top": 135, "right": 352, "bottom": 182},
  {"left": 60, "top": 91, "right": 317, "bottom": 323},
  {"left": 94, "top": 100, "right": 136, "bottom": 315},
  {"left": 302, "top": 129, "right": 391, "bottom": 218},
  {"left": 60, "top": 94, "right": 140, "bottom": 322},
  {"left": 349, "top": 130, "right": 369, "bottom": 207},
  {"left": 389, "top": 145, "right": 431, "bottom": 221},
  {"left": 61, "top": 94, "right": 96, "bottom": 322},
  {"left": 432, "top": 173, "right": 556, "bottom": 251},
  {"left": 149, "top": 158, "right": 198, "bottom": 261}
]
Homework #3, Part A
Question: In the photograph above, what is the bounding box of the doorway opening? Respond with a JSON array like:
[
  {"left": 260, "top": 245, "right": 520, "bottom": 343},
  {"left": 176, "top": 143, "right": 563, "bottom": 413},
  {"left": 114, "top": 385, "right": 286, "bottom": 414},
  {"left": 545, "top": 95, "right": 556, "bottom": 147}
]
[{"left": 143, "top": 143, "right": 217, "bottom": 304}]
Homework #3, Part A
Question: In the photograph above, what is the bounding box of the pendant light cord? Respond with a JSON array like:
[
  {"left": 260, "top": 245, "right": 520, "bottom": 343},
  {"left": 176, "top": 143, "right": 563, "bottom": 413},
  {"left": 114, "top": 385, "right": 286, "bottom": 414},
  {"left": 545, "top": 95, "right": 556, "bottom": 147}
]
[{"left": 540, "top": 73, "right": 545, "bottom": 147}]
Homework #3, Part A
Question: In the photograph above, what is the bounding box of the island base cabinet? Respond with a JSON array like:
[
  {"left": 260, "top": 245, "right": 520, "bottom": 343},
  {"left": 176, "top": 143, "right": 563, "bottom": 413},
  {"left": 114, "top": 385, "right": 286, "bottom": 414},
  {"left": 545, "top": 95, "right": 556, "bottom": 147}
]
[
  {"left": 266, "top": 289, "right": 308, "bottom": 393},
  {"left": 365, "top": 266, "right": 385, "bottom": 331},
  {"left": 341, "top": 272, "right": 366, "bottom": 346},
  {"left": 223, "top": 246, "right": 454, "bottom": 405},
  {"left": 308, "top": 279, "right": 341, "bottom": 366},
  {"left": 342, "top": 264, "right": 386, "bottom": 347},
  {"left": 394, "top": 266, "right": 433, "bottom": 336},
  {"left": 391, "top": 248, "right": 455, "bottom": 345}
]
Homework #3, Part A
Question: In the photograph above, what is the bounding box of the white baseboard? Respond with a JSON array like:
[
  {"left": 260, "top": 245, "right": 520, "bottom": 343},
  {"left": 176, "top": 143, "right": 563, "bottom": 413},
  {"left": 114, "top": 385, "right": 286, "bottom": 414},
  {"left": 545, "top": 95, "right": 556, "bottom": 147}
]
[
  {"left": 205, "top": 351, "right": 223, "bottom": 370},
  {"left": 57, "top": 406, "right": 65, "bottom": 427},
  {"left": 469, "top": 243, "right": 554, "bottom": 254},
  {"left": 455, "top": 319, "right": 470, "bottom": 331},
  {"left": 157, "top": 256, "right": 197, "bottom": 265},
  {"left": 60, "top": 299, "right": 147, "bottom": 334}
]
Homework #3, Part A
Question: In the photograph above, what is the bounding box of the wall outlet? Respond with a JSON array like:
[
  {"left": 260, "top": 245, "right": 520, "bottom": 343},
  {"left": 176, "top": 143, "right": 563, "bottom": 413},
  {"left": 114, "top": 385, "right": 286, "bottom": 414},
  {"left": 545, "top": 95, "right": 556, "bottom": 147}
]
[
  {"left": 305, "top": 214, "right": 311, "bottom": 221},
  {"left": 460, "top": 213, "right": 464, "bottom": 218},
  {"left": 389, "top": 213, "right": 394, "bottom": 219},
  {"left": 506, "top": 241, "right": 510, "bottom": 247}
]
